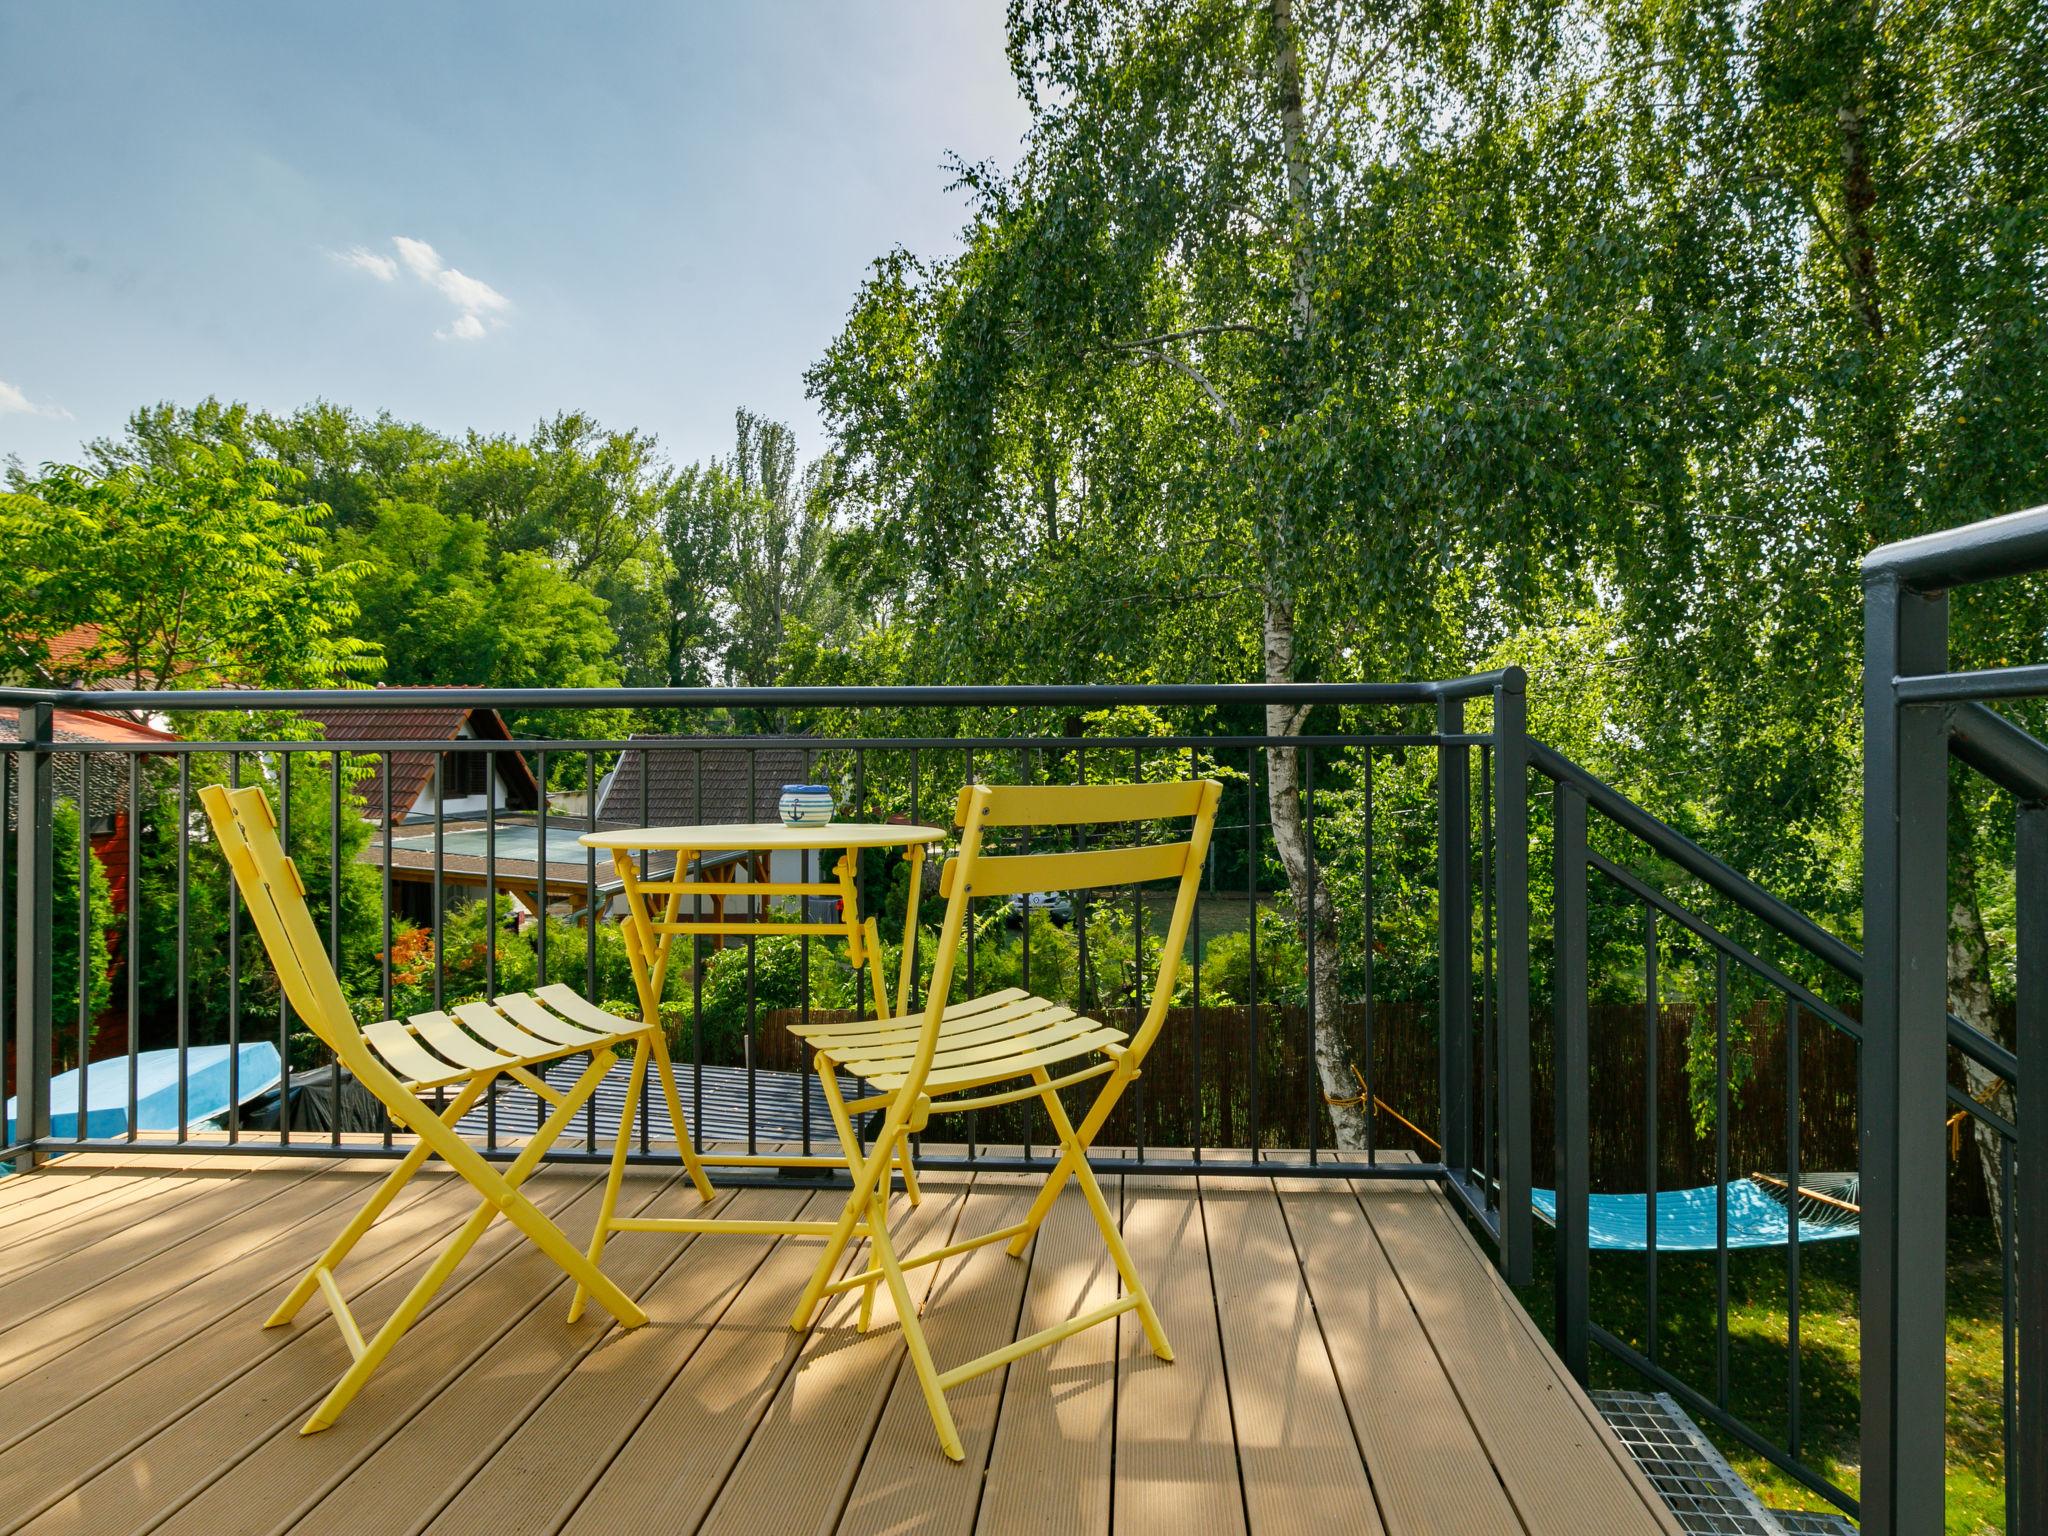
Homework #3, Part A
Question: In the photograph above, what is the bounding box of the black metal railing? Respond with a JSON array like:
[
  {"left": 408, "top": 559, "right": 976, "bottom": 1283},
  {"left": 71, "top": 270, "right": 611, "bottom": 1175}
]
[
  {"left": 2, "top": 676, "right": 1534, "bottom": 1277},
  {"left": 1861, "top": 505, "right": 2043, "bottom": 1536},
  {"left": 1539, "top": 743, "right": 1871, "bottom": 1518}
]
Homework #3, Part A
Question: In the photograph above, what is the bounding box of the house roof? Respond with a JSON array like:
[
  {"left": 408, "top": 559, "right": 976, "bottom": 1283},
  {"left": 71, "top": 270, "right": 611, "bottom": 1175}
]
[
  {"left": 0, "top": 707, "right": 177, "bottom": 831},
  {"left": 0, "top": 706, "right": 179, "bottom": 747},
  {"left": 597, "top": 739, "right": 816, "bottom": 826},
  {"left": 298, "top": 702, "right": 541, "bottom": 824}
]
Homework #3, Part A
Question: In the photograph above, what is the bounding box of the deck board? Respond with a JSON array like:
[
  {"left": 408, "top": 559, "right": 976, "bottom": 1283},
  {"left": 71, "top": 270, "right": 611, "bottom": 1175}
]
[
  {"left": 1201, "top": 1174, "right": 1383, "bottom": 1536},
  {"left": 974, "top": 1188, "right": 1118, "bottom": 1536},
  {"left": 0, "top": 1152, "right": 1676, "bottom": 1536},
  {"left": 1353, "top": 1175, "right": 1680, "bottom": 1536},
  {"left": 1275, "top": 1176, "right": 1522, "bottom": 1536},
  {"left": 1115, "top": 1177, "right": 1245, "bottom": 1536}
]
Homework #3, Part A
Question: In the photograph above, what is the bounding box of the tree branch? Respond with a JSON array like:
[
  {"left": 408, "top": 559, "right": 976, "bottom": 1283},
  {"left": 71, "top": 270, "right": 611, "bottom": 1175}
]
[
  {"left": 1123, "top": 347, "right": 1248, "bottom": 438},
  {"left": 1101, "top": 323, "right": 1274, "bottom": 350}
]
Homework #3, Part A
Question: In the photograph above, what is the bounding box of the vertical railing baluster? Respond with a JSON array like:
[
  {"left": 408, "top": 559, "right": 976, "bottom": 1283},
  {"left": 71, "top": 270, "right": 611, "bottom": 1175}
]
[
  {"left": 1188, "top": 741, "right": 1201, "bottom": 1163},
  {"left": 486, "top": 745, "right": 499, "bottom": 1153},
  {"left": 1480, "top": 746, "right": 1494, "bottom": 1203},
  {"left": 638, "top": 737, "right": 650, "bottom": 1160},
  {"left": 1132, "top": 745, "right": 1147, "bottom": 1163},
  {"left": 378, "top": 753, "right": 392, "bottom": 1022},
  {"left": 1785, "top": 995, "right": 1802, "bottom": 1458},
  {"left": 692, "top": 747, "right": 704, "bottom": 1158},
  {"left": 129, "top": 753, "right": 143, "bottom": 1140},
  {"left": 176, "top": 753, "right": 190, "bottom": 1138},
  {"left": 330, "top": 749, "right": 343, "bottom": 1147},
  {"left": 1644, "top": 905, "right": 1659, "bottom": 1365},
  {"left": 1, "top": 752, "right": 11, "bottom": 1159},
  {"left": 1494, "top": 671, "right": 1532, "bottom": 1284},
  {"left": 536, "top": 748, "right": 549, "bottom": 991},
  {"left": 278, "top": 751, "right": 291, "bottom": 1146},
  {"left": 2002, "top": 1136, "right": 2018, "bottom": 1536},
  {"left": 12, "top": 705, "right": 54, "bottom": 1169},
  {"left": 2014, "top": 801, "right": 2045, "bottom": 1536},
  {"left": 745, "top": 746, "right": 757, "bottom": 1160},
  {"left": 1551, "top": 781, "right": 1589, "bottom": 1381},
  {"left": 75, "top": 751, "right": 90, "bottom": 1138},
  {"left": 1362, "top": 746, "right": 1376, "bottom": 1166},
  {"left": 1715, "top": 951, "right": 1731, "bottom": 1411},
  {"left": 584, "top": 750, "right": 598, "bottom": 1151},
  {"left": 1303, "top": 746, "right": 1317, "bottom": 1162},
  {"left": 379, "top": 752, "right": 393, "bottom": 1151},
  {"left": 227, "top": 752, "right": 241, "bottom": 1141},
  {"left": 1437, "top": 696, "right": 1471, "bottom": 1185},
  {"left": 1247, "top": 744, "right": 1260, "bottom": 1162},
  {"left": 431, "top": 753, "right": 445, "bottom": 1014},
  {"left": 485, "top": 746, "right": 498, "bottom": 999},
  {"left": 800, "top": 745, "right": 813, "bottom": 1160}
]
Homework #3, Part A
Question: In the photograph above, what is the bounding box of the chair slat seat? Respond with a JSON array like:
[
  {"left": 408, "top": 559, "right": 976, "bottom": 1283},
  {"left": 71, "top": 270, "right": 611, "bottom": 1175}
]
[
  {"left": 361, "top": 999, "right": 648, "bottom": 1092},
  {"left": 795, "top": 991, "right": 1125, "bottom": 1089},
  {"left": 362, "top": 1019, "right": 473, "bottom": 1089}
]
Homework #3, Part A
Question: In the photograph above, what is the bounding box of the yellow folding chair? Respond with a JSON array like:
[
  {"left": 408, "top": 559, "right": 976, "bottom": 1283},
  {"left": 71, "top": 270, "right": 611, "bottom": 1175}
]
[
  {"left": 784, "top": 778, "right": 1221, "bottom": 1460},
  {"left": 200, "top": 782, "right": 714, "bottom": 1434}
]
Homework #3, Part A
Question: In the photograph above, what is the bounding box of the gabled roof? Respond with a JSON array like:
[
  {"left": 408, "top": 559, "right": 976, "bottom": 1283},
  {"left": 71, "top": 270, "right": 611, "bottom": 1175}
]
[
  {"left": 298, "top": 701, "right": 541, "bottom": 824},
  {"left": 597, "top": 739, "right": 815, "bottom": 826},
  {"left": 0, "top": 706, "right": 179, "bottom": 747},
  {"left": 0, "top": 707, "right": 177, "bottom": 832}
]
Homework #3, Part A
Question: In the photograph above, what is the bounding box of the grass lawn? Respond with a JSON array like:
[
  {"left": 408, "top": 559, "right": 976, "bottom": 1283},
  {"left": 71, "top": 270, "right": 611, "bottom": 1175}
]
[{"left": 1512, "top": 1217, "right": 2009, "bottom": 1534}]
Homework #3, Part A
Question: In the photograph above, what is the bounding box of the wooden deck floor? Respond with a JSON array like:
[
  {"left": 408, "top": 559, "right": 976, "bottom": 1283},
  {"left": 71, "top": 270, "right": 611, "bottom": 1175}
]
[{"left": 0, "top": 1148, "right": 1677, "bottom": 1536}]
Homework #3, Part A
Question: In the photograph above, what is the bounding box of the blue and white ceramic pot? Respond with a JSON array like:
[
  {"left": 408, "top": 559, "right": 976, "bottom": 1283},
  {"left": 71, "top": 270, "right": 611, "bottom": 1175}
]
[{"left": 778, "top": 784, "right": 834, "bottom": 827}]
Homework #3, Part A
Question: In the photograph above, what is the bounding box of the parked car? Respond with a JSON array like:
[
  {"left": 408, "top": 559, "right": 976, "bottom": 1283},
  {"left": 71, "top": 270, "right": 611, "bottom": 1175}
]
[{"left": 1006, "top": 890, "right": 1072, "bottom": 925}]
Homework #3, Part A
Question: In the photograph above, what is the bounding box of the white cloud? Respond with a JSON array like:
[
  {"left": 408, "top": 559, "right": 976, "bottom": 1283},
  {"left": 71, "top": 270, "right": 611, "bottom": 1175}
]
[
  {"left": 0, "top": 378, "right": 73, "bottom": 419},
  {"left": 334, "top": 235, "right": 510, "bottom": 341},
  {"left": 333, "top": 245, "right": 398, "bottom": 281},
  {"left": 391, "top": 235, "right": 510, "bottom": 341}
]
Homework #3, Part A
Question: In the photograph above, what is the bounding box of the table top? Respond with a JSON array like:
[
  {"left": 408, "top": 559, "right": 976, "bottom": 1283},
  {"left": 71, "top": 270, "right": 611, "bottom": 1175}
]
[{"left": 579, "top": 821, "right": 947, "bottom": 853}]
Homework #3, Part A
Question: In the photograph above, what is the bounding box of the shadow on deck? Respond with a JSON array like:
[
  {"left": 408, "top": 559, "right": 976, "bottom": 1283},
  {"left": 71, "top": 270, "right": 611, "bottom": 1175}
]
[{"left": 0, "top": 1147, "right": 1677, "bottom": 1536}]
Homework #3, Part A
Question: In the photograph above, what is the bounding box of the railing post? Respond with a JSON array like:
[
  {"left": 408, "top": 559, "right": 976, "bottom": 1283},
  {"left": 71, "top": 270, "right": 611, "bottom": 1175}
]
[
  {"left": 1438, "top": 695, "right": 1472, "bottom": 1184},
  {"left": 1860, "top": 573, "right": 1950, "bottom": 1536},
  {"left": 2015, "top": 802, "right": 2045, "bottom": 1536},
  {"left": 12, "top": 703, "right": 55, "bottom": 1169},
  {"left": 1551, "top": 779, "right": 1589, "bottom": 1381},
  {"left": 1493, "top": 671, "right": 1532, "bottom": 1284}
]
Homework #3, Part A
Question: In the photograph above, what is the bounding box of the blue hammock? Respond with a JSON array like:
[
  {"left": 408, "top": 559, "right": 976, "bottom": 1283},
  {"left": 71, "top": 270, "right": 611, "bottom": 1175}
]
[{"left": 1532, "top": 1175, "right": 1860, "bottom": 1251}]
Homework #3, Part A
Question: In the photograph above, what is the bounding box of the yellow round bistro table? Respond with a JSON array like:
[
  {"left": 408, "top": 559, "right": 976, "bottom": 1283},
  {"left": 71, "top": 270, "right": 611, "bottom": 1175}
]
[{"left": 578, "top": 819, "right": 945, "bottom": 1178}]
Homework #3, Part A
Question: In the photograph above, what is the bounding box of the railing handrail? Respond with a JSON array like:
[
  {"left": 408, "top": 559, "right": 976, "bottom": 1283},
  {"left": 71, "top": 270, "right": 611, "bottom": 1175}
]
[
  {"left": 0, "top": 671, "right": 1524, "bottom": 713},
  {"left": 1534, "top": 740, "right": 2021, "bottom": 1087},
  {"left": 1862, "top": 500, "right": 2048, "bottom": 589}
]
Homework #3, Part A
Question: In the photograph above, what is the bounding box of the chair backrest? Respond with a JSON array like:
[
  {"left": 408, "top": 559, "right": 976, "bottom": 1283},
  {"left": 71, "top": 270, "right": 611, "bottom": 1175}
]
[
  {"left": 199, "top": 783, "right": 371, "bottom": 1073},
  {"left": 893, "top": 779, "right": 1221, "bottom": 1112}
]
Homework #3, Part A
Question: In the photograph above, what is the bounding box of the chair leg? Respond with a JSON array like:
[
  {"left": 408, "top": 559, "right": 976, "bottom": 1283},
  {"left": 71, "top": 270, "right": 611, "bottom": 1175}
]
[
  {"left": 1039, "top": 1077, "right": 1172, "bottom": 1361},
  {"left": 1005, "top": 1070, "right": 1132, "bottom": 1258},
  {"left": 865, "top": 1182, "right": 964, "bottom": 1461},
  {"left": 268, "top": 1075, "right": 490, "bottom": 1328},
  {"left": 302, "top": 1191, "right": 498, "bottom": 1433},
  {"left": 570, "top": 1042, "right": 648, "bottom": 1323},
  {"left": 645, "top": 1024, "right": 715, "bottom": 1202},
  {"left": 791, "top": 1064, "right": 889, "bottom": 1331},
  {"left": 895, "top": 1135, "right": 923, "bottom": 1207}
]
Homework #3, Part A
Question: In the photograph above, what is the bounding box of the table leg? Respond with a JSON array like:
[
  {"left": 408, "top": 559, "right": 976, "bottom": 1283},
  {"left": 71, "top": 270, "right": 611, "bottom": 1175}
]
[{"left": 898, "top": 844, "right": 926, "bottom": 1018}]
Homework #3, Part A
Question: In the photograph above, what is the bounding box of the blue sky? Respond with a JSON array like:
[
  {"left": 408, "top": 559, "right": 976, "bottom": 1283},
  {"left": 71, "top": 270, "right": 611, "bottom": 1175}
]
[{"left": 0, "top": 2, "right": 1029, "bottom": 473}]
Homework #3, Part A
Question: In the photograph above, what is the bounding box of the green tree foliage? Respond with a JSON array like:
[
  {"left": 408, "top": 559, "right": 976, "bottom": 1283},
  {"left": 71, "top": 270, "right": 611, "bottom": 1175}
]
[{"left": 4, "top": 403, "right": 377, "bottom": 690}]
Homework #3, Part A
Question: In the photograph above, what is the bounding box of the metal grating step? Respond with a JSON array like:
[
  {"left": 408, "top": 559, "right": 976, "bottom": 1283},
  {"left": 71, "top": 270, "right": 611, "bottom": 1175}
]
[
  {"left": 1768, "top": 1513, "right": 1856, "bottom": 1536},
  {"left": 1591, "top": 1390, "right": 1797, "bottom": 1536}
]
